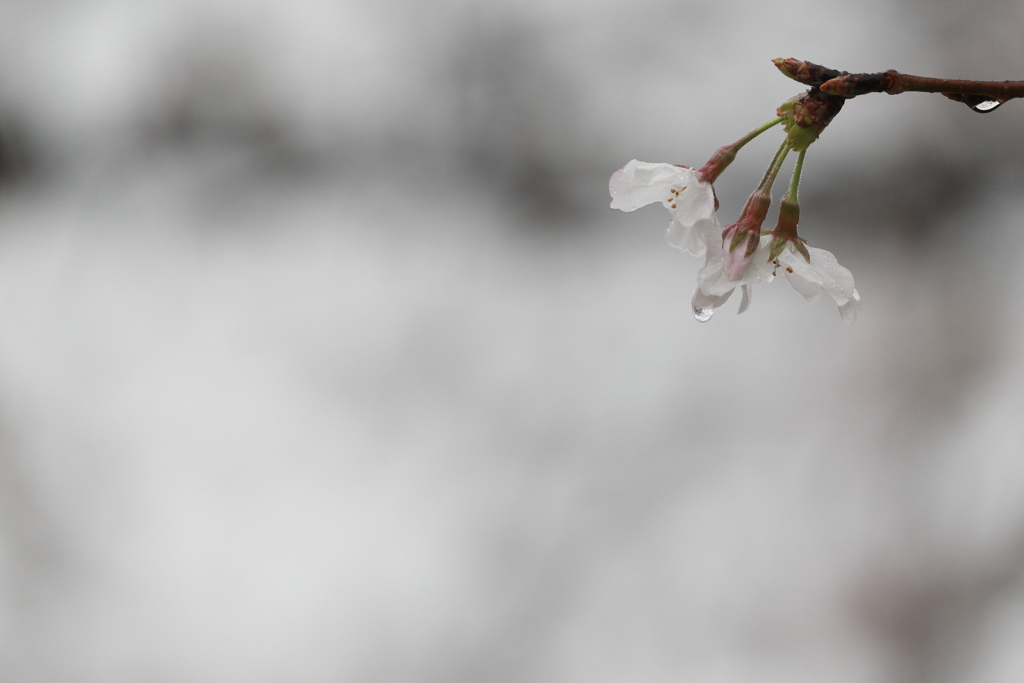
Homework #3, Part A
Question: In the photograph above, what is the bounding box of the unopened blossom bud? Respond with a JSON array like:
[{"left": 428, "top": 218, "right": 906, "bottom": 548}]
[
  {"left": 721, "top": 190, "right": 771, "bottom": 281},
  {"left": 771, "top": 58, "right": 842, "bottom": 88}
]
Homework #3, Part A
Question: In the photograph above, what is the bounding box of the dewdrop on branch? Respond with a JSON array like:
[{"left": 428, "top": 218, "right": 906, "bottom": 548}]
[{"left": 611, "top": 58, "right": 1023, "bottom": 323}]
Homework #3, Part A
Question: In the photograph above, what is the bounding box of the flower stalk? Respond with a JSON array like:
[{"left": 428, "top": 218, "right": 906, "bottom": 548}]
[
  {"left": 718, "top": 140, "right": 789, "bottom": 281},
  {"left": 730, "top": 138, "right": 790, "bottom": 252},
  {"left": 697, "top": 117, "right": 783, "bottom": 184},
  {"left": 768, "top": 149, "right": 810, "bottom": 262}
]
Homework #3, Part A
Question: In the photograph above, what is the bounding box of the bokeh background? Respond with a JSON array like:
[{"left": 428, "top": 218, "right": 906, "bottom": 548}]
[{"left": 0, "top": 0, "right": 1023, "bottom": 681}]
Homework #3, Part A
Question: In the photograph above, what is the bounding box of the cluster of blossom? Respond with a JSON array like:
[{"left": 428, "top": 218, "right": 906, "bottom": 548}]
[{"left": 609, "top": 81, "right": 861, "bottom": 324}]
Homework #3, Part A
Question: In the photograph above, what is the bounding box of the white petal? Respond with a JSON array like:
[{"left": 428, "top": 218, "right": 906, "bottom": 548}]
[
  {"left": 722, "top": 243, "right": 756, "bottom": 281},
  {"left": 737, "top": 284, "right": 752, "bottom": 314},
  {"left": 741, "top": 237, "right": 777, "bottom": 284},
  {"left": 689, "top": 228, "right": 779, "bottom": 318},
  {"left": 838, "top": 299, "right": 858, "bottom": 324},
  {"left": 672, "top": 179, "right": 717, "bottom": 226},
  {"left": 666, "top": 213, "right": 717, "bottom": 257},
  {"left": 611, "top": 160, "right": 718, "bottom": 258},
  {"left": 778, "top": 244, "right": 860, "bottom": 321},
  {"left": 696, "top": 258, "right": 730, "bottom": 298},
  {"left": 691, "top": 284, "right": 735, "bottom": 311},
  {"left": 783, "top": 269, "right": 821, "bottom": 303},
  {"left": 702, "top": 236, "right": 774, "bottom": 293},
  {"left": 609, "top": 160, "right": 694, "bottom": 212},
  {"left": 693, "top": 228, "right": 728, "bottom": 295}
]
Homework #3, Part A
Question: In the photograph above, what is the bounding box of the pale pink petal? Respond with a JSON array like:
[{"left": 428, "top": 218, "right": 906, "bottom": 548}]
[
  {"left": 698, "top": 235, "right": 774, "bottom": 299},
  {"left": 722, "top": 244, "right": 757, "bottom": 281}
]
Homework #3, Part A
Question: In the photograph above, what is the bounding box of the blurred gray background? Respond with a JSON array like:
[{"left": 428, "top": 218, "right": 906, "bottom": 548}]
[{"left": 0, "top": 1, "right": 1023, "bottom": 682}]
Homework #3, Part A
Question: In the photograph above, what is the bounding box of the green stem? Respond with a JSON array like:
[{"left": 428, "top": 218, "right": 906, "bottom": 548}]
[
  {"left": 697, "top": 117, "right": 784, "bottom": 184},
  {"left": 756, "top": 139, "right": 791, "bottom": 194},
  {"left": 734, "top": 139, "right": 790, "bottom": 224},
  {"left": 784, "top": 149, "right": 806, "bottom": 203},
  {"left": 731, "top": 117, "right": 785, "bottom": 153}
]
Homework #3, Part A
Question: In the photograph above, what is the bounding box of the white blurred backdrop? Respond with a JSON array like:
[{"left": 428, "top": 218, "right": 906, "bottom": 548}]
[{"left": 0, "top": 1, "right": 1023, "bottom": 682}]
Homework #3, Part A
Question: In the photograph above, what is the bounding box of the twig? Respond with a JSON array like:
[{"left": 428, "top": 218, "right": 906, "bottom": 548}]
[{"left": 773, "top": 58, "right": 1024, "bottom": 110}]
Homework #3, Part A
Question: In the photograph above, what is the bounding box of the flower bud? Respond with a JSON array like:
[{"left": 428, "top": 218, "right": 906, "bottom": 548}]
[{"left": 771, "top": 58, "right": 842, "bottom": 88}]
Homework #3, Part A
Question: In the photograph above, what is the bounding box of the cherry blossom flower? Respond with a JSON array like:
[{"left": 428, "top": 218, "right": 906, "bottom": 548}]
[
  {"left": 691, "top": 233, "right": 861, "bottom": 324},
  {"left": 609, "top": 160, "right": 718, "bottom": 256}
]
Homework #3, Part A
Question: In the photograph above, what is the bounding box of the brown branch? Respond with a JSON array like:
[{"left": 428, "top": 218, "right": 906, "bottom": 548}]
[{"left": 773, "top": 58, "right": 1024, "bottom": 111}]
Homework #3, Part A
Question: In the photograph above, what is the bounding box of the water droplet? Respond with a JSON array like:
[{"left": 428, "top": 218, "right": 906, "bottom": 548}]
[
  {"left": 693, "top": 306, "right": 713, "bottom": 322},
  {"left": 970, "top": 99, "right": 1003, "bottom": 113},
  {"left": 943, "top": 92, "right": 1006, "bottom": 113}
]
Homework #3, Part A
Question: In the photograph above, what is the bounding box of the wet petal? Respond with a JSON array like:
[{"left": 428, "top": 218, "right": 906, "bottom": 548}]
[
  {"left": 691, "top": 284, "right": 735, "bottom": 311},
  {"left": 779, "top": 245, "right": 860, "bottom": 321},
  {"left": 722, "top": 244, "right": 756, "bottom": 281},
  {"left": 838, "top": 298, "right": 859, "bottom": 324},
  {"left": 666, "top": 212, "right": 717, "bottom": 257},
  {"left": 783, "top": 269, "right": 821, "bottom": 303},
  {"left": 609, "top": 160, "right": 694, "bottom": 211},
  {"left": 697, "top": 234, "right": 774, "bottom": 299},
  {"left": 672, "top": 180, "right": 717, "bottom": 226}
]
